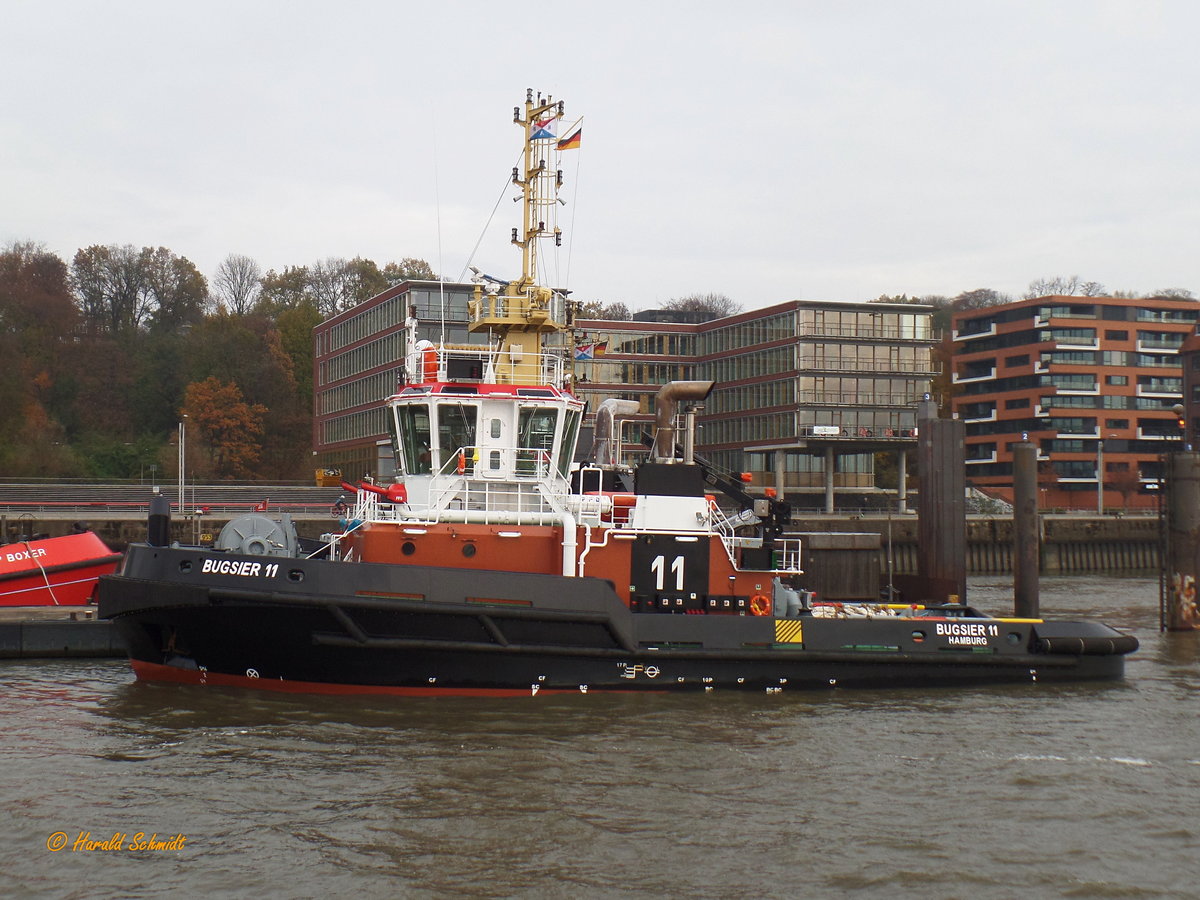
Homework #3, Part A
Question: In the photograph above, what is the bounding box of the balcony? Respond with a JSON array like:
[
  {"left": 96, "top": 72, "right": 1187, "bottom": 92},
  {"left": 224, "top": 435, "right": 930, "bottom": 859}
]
[
  {"left": 953, "top": 322, "right": 996, "bottom": 341},
  {"left": 962, "top": 408, "right": 997, "bottom": 423},
  {"left": 1136, "top": 339, "right": 1182, "bottom": 354},
  {"left": 965, "top": 451, "right": 998, "bottom": 464},
  {"left": 952, "top": 366, "right": 996, "bottom": 384},
  {"left": 1136, "top": 384, "right": 1182, "bottom": 398},
  {"left": 1054, "top": 337, "right": 1100, "bottom": 351}
]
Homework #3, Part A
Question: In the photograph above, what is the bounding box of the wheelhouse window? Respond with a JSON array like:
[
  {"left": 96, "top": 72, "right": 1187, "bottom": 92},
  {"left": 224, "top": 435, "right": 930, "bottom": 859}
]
[
  {"left": 517, "top": 406, "right": 559, "bottom": 474},
  {"left": 558, "top": 408, "right": 582, "bottom": 476},
  {"left": 436, "top": 402, "right": 479, "bottom": 471},
  {"left": 394, "top": 404, "right": 432, "bottom": 475}
]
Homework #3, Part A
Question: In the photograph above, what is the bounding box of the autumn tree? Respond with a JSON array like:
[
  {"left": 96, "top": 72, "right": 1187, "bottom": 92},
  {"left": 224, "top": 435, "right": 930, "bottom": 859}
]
[
  {"left": 308, "top": 257, "right": 388, "bottom": 316},
  {"left": 1147, "top": 287, "right": 1196, "bottom": 300},
  {"left": 576, "top": 299, "right": 633, "bottom": 320},
  {"left": 1109, "top": 467, "right": 1141, "bottom": 509},
  {"left": 184, "top": 311, "right": 310, "bottom": 477},
  {"left": 382, "top": 257, "right": 437, "bottom": 284},
  {"left": 143, "top": 247, "right": 209, "bottom": 331},
  {"left": 950, "top": 288, "right": 1012, "bottom": 310},
  {"left": 181, "top": 377, "right": 268, "bottom": 478},
  {"left": 1024, "top": 275, "right": 1106, "bottom": 299},
  {"left": 0, "top": 242, "right": 78, "bottom": 368},
  {"left": 212, "top": 254, "right": 262, "bottom": 314},
  {"left": 72, "top": 244, "right": 208, "bottom": 333},
  {"left": 0, "top": 243, "right": 82, "bottom": 474},
  {"left": 73, "top": 244, "right": 149, "bottom": 333},
  {"left": 257, "top": 265, "right": 313, "bottom": 314},
  {"left": 663, "top": 292, "right": 741, "bottom": 320},
  {"left": 870, "top": 293, "right": 922, "bottom": 304},
  {"left": 600, "top": 301, "right": 633, "bottom": 320}
]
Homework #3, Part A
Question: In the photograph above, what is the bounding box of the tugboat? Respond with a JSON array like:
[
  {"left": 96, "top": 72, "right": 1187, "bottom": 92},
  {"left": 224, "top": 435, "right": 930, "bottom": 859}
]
[
  {"left": 1, "top": 528, "right": 121, "bottom": 607},
  {"left": 98, "top": 92, "right": 1137, "bottom": 695}
]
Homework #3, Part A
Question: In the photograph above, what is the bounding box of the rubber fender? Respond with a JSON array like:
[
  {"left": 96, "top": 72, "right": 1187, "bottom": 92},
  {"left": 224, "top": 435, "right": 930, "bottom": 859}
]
[{"left": 1036, "top": 634, "right": 1139, "bottom": 656}]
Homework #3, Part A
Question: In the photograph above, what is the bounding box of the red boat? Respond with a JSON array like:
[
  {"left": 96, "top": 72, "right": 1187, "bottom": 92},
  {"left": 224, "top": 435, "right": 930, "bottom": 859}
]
[{"left": 0, "top": 532, "right": 122, "bottom": 607}]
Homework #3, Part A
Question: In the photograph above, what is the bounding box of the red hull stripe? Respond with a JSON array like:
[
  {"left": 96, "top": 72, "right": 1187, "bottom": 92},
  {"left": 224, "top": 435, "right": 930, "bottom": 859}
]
[{"left": 129, "top": 659, "right": 646, "bottom": 697}]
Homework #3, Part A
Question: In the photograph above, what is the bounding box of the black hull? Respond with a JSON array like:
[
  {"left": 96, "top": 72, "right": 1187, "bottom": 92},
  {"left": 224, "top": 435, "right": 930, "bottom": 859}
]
[{"left": 98, "top": 545, "right": 1135, "bottom": 695}]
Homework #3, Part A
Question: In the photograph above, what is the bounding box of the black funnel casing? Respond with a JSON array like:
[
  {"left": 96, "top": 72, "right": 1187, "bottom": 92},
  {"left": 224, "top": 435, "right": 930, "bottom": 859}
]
[{"left": 147, "top": 495, "right": 171, "bottom": 547}]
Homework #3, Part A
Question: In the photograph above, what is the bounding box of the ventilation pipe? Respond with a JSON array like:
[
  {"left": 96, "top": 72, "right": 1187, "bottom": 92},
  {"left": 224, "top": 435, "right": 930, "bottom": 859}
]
[
  {"left": 589, "top": 399, "right": 640, "bottom": 465},
  {"left": 652, "top": 381, "right": 714, "bottom": 462}
]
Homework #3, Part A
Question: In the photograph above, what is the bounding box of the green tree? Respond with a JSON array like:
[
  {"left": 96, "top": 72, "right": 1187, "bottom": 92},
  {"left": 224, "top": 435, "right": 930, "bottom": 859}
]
[{"left": 276, "top": 301, "right": 322, "bottom": 405}]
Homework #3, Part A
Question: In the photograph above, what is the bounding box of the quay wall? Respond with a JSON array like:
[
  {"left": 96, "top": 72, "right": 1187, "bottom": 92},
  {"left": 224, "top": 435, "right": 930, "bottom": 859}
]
[{"left": 798, "top": 515, "right": 1162, "bottom": 576}]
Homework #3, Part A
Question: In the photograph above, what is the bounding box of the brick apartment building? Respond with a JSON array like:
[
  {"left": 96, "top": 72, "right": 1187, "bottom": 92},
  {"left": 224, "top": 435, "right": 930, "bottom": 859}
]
[{"left": 952, "top": 295, "right": 1198, "bottom": 510}]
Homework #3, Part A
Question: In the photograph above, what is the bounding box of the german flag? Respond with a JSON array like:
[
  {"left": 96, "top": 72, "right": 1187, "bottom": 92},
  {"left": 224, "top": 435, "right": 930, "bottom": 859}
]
[{"left": 557, "top": 124, "right": 582, "bottom": 150}]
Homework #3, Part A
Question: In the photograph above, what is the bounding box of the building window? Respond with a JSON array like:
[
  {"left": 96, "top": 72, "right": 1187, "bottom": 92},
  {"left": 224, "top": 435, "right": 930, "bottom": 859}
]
[
  {"left": 1106, "top": 375, "right": 1128, "bottom": 386},
  {"left": 1005, "top": 354, "right": 1029, "bottom": 368},
  {"left": 1105, "top": 330, "right": 1128, "bottom": 341}
]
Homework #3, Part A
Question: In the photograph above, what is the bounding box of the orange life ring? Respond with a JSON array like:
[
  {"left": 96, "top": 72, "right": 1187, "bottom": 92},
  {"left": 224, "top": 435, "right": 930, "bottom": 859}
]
[{"left": 749, "top": 594, "right": 772, "bottom": 616}]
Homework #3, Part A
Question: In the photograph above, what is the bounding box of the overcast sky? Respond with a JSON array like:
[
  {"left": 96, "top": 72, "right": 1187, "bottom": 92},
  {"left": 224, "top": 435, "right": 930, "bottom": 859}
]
[{"left": 4, "top": 1, "right": 1197, "bottom": 312}]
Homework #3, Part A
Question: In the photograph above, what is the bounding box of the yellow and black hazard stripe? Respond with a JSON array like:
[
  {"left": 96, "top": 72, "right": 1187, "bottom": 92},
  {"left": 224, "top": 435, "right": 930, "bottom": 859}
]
[{"left": 774, "top": 620, "right": 804, "bottom": 644}]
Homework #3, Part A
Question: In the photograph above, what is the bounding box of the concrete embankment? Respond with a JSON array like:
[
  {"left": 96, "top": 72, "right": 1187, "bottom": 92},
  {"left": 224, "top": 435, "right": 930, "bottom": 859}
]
[{"left": 0, "top": 606, "right": 123, "bottom": 659}]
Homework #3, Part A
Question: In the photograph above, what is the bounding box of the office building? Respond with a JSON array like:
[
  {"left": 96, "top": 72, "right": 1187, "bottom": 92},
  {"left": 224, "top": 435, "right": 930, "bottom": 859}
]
[{"left": 315, "top": 290, "right": 938, "bottom": 508}]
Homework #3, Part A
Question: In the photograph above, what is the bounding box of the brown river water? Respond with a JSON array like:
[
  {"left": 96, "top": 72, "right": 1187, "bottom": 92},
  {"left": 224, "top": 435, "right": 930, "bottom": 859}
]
[{"left": 2, "top": 575, "right": 1197, "bottom": 899}]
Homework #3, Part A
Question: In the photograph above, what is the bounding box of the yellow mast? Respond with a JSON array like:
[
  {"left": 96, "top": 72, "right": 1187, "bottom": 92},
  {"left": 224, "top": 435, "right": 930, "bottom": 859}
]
[{"left": 468, "top": 89, "right": 570, "bottom": 379}]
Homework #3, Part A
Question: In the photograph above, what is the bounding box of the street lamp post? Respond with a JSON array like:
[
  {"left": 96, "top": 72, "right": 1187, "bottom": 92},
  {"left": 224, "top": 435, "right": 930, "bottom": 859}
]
[{"left": 178, "top": 416, "right": 187, "bottom": 512}]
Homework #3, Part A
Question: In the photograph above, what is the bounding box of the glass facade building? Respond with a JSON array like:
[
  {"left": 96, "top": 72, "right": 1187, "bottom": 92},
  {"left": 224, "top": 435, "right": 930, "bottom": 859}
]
[
  {"left": 314, "top": 281, "right": 482, "bottom": 478},
  {"left": 314, "top": 292, "right": 939, "bottom": 504},
  {"left": 575, "top": 299, "right": 938, "bottom": 499}
]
